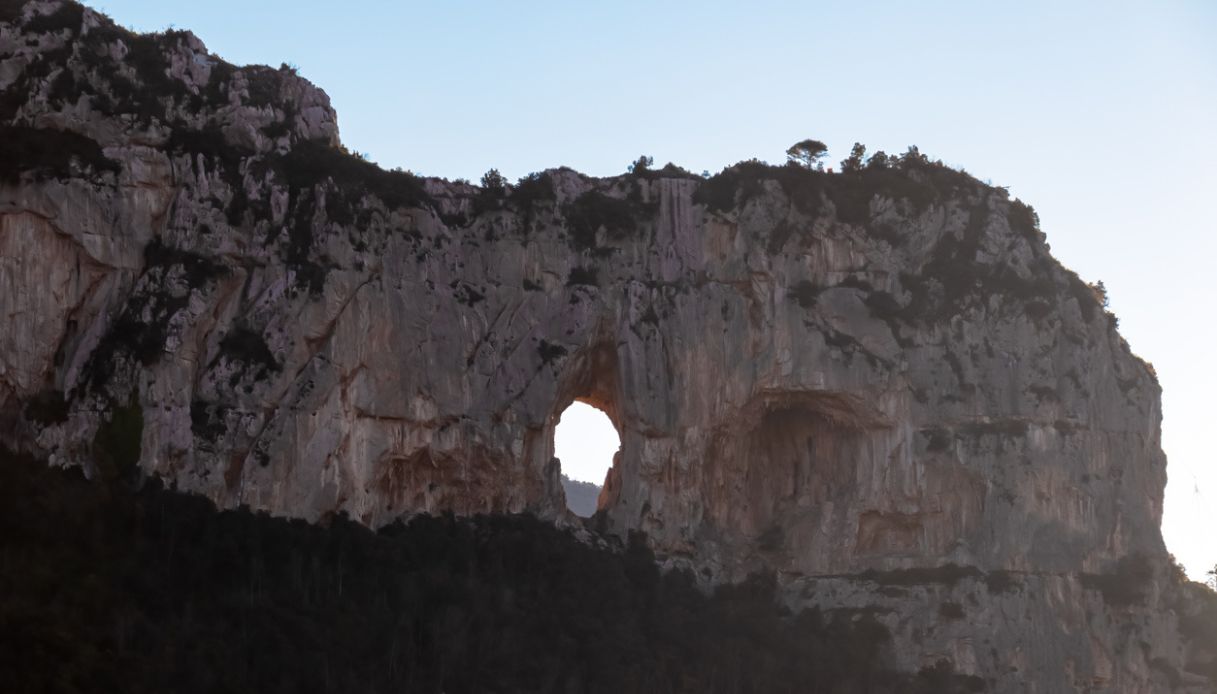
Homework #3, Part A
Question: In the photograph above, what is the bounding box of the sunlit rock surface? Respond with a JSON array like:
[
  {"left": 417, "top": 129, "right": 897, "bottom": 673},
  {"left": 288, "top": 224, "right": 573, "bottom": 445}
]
[{"left": 1, "top": 2, "right": 1213, "bottom": 691}]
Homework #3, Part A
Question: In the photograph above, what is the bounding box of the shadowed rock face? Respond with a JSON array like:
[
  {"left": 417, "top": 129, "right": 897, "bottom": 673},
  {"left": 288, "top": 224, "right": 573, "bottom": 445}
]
[{"left": 1, "top": 2, "right": 1213, "bottom": 691}]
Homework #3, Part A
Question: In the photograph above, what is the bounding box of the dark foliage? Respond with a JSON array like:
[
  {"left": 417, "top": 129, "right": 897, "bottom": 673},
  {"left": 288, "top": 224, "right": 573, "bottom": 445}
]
[
  {"left": 451, "top": 281, "right": 485, "bottom": 307},
  {"left": 83, "top": 240, "right": 226, "bottom": 387},
  {"left": 64, "top": 20, "right": 196, "bottom": 122},
  {"left": 22, "top": 2, "right": 82, "bottom": 34},
  {"left": 205, "top": 60, "right": 235, "bottom": 103},
  {"left": 0, "top": 125, "right": 120, "bottom": 183},
  {"left": 243, "top": 65, "right": 281, "bottom": 108},
  {"left": 537, "top": 340, "right": 568, "bottom": 364},
  {"left": 23, "top": 388, "right": 69, "bottom": 425},
  {"left": 1065, "top": 271, "right": 1104, "bottom": 323},
  {"left": 694, "top": 153, "right": 977, "bottom": 231},
  {"left": 1081, "top": 554, "right": 1155, "bottom": 607},
  {"left": 261, "top": 118, "right": 290, "bottom": 139},
  {"left": 694, "top": 159, "right": 794, "bottom": 215},
  {"left": 841, "top": 142, "right": 867, "bottom": 173},
  {"left": 900, "top": 205, "right": 1057, "bottom": 323},
  {"left": 507, "top": 171, "right": 557, "bottom": 229},
  {"left": 629, "top": 161, "right": 702, "bottom": 182},
  {"left": 46, "top": 65, "right": 78, "bottom": 104},
  {"left": 123, "top": 32, "right": 181, "bottom": 97},
  {"left": 0, "top": 0, "right": 27, "bottom": 24},
  {"left": 0, "top": 453, "right": 993, "bottom": 694},
  {"left": 857, "top": 564, "right": 983, "bottom": 588},
  {"left": 920, "top": 427, "right": 952, "bottom": 453},
  {"left": 563, "top": 191, "right": 638, "bottom": 251},
  {"left": 786, "top": 139, "right": 828, "bottom": 169},
  {"left": 1006, "top": 199, "right": 1041, "bottom": 241},
  {"left": 143, "top": 237, "right": 228, "bottom": 288},
  {"left": 938, "top": 602, "right": 966, "bottom": 620},
  {"left": 911, "top": 661, "right": 986, "bottom": 693},
  {"left": 167, "top": 125, "right": 252, "bottom": 225},
  {"left": 0, "top": 79, "right": 26, "bottom": 120},
  {"left": 282, "top": 197, "right": 328, "bottom": 294},
  {"left": 216, "top": 327, "right": 281, "bottom": 382},
  {"left": 189, "top": 400, "right": 228, "bottom": 442},
  {"left": 510, "top": 171, "right": 556, "bottom": 208},
  {"left": 90, "top": 398, "right": 143, "bottom": 484},
  {"left": 789, "top": 280, "right": 821, "bottom": 308},
  {"left": 276, "top": 141, "right": 434, "bottom": 212},
  {"left": 471, "top": 168, "right": 507, "bottom": 216},
  {"left": 167, "top": 124, "right": 248, "bottom": 172},
  {"left": 567, "top": 265, "right": 599, "bottom": 287},
  {"left": 984, "top": 571, "right": 1022, "bottom": 594},
  {"left": 864, "top": 291, "right": 903, "bottom": 322}
]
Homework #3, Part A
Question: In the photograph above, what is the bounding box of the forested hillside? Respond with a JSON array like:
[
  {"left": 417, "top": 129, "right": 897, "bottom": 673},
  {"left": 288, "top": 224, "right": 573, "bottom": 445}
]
[{"left": 0, "top": 449, "right": 985, "bottom": 693}]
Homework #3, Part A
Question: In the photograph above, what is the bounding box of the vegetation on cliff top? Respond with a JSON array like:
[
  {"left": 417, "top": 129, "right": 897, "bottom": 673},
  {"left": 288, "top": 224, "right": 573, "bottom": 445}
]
[{"left": 1, "top": 0, "right": 1103, "bottom": 331}]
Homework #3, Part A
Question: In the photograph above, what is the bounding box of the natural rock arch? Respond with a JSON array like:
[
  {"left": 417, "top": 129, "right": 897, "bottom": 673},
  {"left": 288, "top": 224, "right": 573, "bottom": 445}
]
[{"left": 544, "top": 340, "right": 624, "bottom": 518}]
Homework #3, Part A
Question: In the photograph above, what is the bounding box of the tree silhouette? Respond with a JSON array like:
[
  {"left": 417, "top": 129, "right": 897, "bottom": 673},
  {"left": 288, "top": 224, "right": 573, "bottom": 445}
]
[
  {"left": 841, "top": 142, "right": 866, "bottom": 173},
  {"left": 786, "top": 139, "right": 828, "bottom": 170}
]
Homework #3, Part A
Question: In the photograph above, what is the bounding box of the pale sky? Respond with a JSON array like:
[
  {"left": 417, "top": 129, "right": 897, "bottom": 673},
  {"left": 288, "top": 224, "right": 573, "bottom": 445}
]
[
  {"left": 555, "top": 403, "right": 618, "bottom": 485},
  {"left": 94, "top": 0, "right": 1216, "bottom": 580}
]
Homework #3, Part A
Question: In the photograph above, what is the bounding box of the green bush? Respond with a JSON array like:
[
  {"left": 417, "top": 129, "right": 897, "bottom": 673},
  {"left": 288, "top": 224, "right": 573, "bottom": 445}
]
[
  {"left": 216, "top": 327, "right": 280, "bottom": 382},
  {"left": 1007, "top": 199, "right": 1041, "bottom": 240},
  {"left": 695, "top": 148, "right": 978, "bottom": 232},
  {"left": 563, "top": 190, "right": 638, "bottom": 251},
  {"left": 276, "top": 141, "right": 434, "bottom": 213},
  {"left": 22, "top": 2, "right": 82, "bottom": 34},
  {"left": 242, "top": 65, "right": 282, "bottom": 108},
  {"left": 470, "top": 168, "right": 507, "bottom": 216},
  {"left": 0, "top": 125, "right": 120, "bottom": 184},
  {"left": 507, "top": 171, "right": 556, "bottom": 229}
]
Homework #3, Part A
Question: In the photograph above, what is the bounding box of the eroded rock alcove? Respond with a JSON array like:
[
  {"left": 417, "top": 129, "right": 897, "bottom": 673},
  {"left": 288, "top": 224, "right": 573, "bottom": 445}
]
[{"left": 548, "top": 340, "right": 623, "bottom": 517}]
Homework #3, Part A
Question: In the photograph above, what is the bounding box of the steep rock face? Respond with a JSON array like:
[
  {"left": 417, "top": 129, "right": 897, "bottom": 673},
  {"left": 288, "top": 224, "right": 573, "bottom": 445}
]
[{"left": 0, "top": 2, "right": 1212, "bottom": 691}]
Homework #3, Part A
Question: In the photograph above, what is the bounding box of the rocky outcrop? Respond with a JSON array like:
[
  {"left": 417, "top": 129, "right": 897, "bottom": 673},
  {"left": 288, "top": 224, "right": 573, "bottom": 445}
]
[{"left": 1, "top": 1, "right": 1213, "bottom": 691}]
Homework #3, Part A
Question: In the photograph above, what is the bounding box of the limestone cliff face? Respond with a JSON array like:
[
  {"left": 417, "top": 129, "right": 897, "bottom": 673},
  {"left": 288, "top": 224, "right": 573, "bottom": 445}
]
[{"left": 1, "top": 2, "right": 1213, "bottom": 691}]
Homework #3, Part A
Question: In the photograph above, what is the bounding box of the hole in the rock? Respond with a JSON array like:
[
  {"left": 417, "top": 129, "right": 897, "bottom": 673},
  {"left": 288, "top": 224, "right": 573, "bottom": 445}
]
[{"left": 555, "top": 401, "right": 620, "bottom": 517}]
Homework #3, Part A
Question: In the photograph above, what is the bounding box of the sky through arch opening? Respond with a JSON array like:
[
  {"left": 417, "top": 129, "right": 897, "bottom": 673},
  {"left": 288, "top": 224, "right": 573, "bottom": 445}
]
[{"left": 555, "top": 401, "right": 620, "bottom": 517}]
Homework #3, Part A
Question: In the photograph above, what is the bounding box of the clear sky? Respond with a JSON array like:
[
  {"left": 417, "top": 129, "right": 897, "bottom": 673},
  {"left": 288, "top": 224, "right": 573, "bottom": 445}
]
[{"left": 93, "top": 0, "right": 1217, "bottom": 580}]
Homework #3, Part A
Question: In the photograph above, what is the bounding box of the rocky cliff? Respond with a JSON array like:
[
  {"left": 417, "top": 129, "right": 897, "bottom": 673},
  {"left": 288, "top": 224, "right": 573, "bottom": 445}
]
[{"left": 1, "top": 1, "right": 1213, "bottom": 690}]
